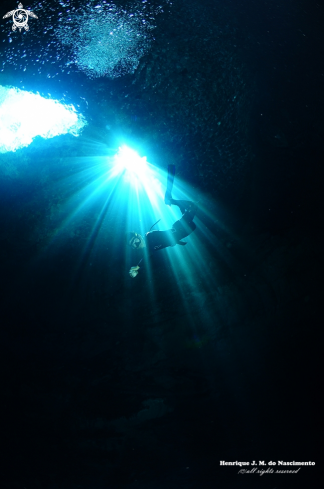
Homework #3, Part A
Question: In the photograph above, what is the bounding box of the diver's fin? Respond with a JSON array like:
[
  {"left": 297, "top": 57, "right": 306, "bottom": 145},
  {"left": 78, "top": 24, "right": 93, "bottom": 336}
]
[{"left": 165, "top": 164, "right": 176, "bottom": 205}]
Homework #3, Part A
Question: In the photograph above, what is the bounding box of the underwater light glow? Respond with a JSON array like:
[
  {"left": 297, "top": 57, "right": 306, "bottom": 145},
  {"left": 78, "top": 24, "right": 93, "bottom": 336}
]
[
  {"left": 113, "top": 145, "right": 148, "bottom": 181},
  {"left": 106, "top": 144, "right": 163, "bottom": 211},
  {"left": 0, "top": 85, "right": 87, "bottom": 153}
]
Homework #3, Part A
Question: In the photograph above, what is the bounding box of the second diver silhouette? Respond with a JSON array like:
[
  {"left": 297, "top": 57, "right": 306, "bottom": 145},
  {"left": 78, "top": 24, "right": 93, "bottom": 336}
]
[{"left": 126, "top": 165, "right": 198, "bottom": 278}]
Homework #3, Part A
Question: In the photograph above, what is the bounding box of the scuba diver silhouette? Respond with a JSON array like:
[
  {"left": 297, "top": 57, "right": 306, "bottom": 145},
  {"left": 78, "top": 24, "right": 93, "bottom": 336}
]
[{"left": 126, "top": 165, "right": 198, "bottom": 278}]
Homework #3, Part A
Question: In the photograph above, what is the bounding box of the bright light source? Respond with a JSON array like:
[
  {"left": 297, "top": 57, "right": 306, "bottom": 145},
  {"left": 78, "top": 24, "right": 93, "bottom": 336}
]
[
  {"left": 0, "top": 85, "right": 87, "bottom": 153},
  {"left": 113, "top": 145, "right": 148, "bottom": 181},
  {"left": 107, "top": 145, "right": 163, "bottom": 209}
]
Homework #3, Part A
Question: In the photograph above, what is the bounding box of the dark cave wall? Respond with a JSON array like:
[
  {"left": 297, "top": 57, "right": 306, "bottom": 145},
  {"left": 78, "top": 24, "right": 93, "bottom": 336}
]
[{"left": 1, "top": 204, "right": 321, "bottom": 487}]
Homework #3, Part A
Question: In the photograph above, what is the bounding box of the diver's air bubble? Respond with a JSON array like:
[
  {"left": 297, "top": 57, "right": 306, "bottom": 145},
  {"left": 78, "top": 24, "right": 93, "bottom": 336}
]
[
  {"left": 55, "top": 1, "right": 157, "bottom": 79},
  {"left": 0, "top": 1, "right": 167, "bottom": 79}
]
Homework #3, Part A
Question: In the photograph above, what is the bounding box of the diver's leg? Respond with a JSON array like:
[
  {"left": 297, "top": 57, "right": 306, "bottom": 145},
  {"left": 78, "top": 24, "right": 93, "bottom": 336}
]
[
  {"left": 164, "top": 165, "right": 197, "bottom": 221},
  {"left": 170, "top": 199, "right": 198, "bottom": 220},
  {"left": 171, "top": 201, "right": 197, "bottom": 241}
]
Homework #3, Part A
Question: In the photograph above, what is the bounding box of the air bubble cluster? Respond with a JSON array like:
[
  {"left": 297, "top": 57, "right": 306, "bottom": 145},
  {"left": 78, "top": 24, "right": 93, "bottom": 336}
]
[
  {"left": 56, "top": 1, "right": 160, "bottom": 78},
  {"left": 0, "top": 1, "right": 166, "bottom": 79}
]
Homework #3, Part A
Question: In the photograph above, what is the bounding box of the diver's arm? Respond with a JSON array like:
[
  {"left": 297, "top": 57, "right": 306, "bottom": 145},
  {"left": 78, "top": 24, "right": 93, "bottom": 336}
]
[
  {"left": 129, "top": 265, "right": 140, "bottom": 278},
  {"left": 129, "top": 257, "right": 143, "bottom": 278}
]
